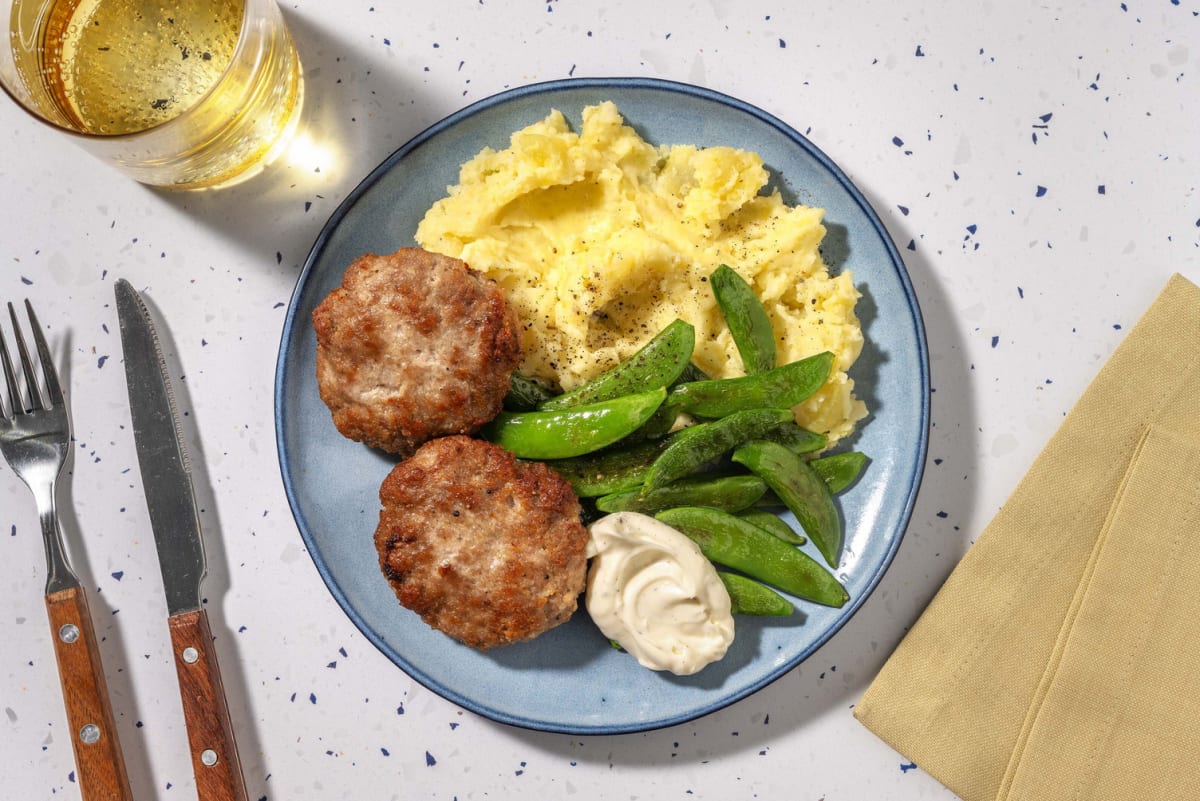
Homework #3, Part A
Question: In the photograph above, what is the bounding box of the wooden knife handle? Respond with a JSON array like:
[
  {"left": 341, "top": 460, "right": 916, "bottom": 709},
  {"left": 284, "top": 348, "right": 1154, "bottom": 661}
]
[
  {"left": 168, "top": 609, "right": 249, "bottom": 801},
  {"left": 45, "top": 586, "right": 133, "bottom": 801}
]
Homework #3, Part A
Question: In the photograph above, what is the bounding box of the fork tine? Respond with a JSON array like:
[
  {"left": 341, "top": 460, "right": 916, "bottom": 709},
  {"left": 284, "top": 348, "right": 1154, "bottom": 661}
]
[
  {"left": 0, "top": 310, "right": 17, "bottom": 418},
  {"left": 7, "top": 301, "right": 45, "bottom": 412},
  {"left": 23, "top": 300, "right": 64, "bottom": 408}
]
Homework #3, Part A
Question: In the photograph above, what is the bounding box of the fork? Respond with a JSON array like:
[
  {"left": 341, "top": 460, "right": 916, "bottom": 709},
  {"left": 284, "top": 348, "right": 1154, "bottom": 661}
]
[{"left": 1, "top": 300, "right": 133, "bottom": 801}]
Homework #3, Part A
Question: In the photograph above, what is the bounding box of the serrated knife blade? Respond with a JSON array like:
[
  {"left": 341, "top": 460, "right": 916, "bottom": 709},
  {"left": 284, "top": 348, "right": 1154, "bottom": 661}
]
[
  {"left": 115, "top": 279, "right": 248, "bottom": 801},
  {"left": 114, "top": 279, "right": 205, "bottom": 617}
]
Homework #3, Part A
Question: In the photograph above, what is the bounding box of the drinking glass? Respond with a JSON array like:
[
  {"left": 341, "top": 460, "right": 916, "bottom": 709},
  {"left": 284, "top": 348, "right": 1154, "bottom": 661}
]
[{"left": 1, "top": 0, "right": 304, "bottom": 189}]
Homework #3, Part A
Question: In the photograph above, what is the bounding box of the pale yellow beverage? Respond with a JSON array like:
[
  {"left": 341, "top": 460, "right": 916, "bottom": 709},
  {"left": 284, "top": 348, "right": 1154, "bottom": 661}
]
[{"left": 3, "top": 0, "right": 303, "bottom": 188}]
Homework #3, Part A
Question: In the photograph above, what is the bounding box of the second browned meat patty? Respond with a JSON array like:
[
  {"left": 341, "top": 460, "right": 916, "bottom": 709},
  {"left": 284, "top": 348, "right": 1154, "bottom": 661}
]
[
  {"left": 374, "top": 436, "right": 589, "bottom": 650},
  {"left": 312, "top": 247, "right": 521, "bottom": 456}
]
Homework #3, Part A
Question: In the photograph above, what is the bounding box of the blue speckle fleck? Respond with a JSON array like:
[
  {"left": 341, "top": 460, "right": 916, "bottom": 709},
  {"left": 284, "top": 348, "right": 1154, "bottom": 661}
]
[
  {"left": 778, "top": 38, "right": 786, "bottom": 48},
  {"left": 309, "top": 692, "right": 317, "bottom": 704},
  {"left": 1098, "top": 185, "right": 1106, "bottom": 194},
  {"left": 991, "top": 335, "right": 999, "bottom": 348},
  {"left": 111, "top": 570, "right": 124, "bottom": 581},
  {"left": 915, "top": 45, "right": 925, "bottom": 56},
  {"left": 381, "top": 747, "right": 390, "bottom": 756},
  {"left": 901, "top": 762, "right": 918, "bottom": 773},
  {"left": 97, "top": 355, "right": 109, "bottom": 368},
  {"left": 426, "top": 751, "right": 437, "bottom": 766},
  {"left": 1035, "top": 185, "right": 1047, "bottom": 197}
]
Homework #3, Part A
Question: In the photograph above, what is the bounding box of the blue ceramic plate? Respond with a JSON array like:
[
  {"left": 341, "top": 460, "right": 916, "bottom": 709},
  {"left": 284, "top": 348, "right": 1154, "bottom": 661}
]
[{"left": 275, "top": 78, "right": 929, "bottom": 734}]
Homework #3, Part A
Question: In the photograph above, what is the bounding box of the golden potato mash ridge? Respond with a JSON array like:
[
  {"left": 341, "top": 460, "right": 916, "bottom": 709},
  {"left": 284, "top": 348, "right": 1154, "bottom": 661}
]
[{"left": 415, "top": 101, "right": 866, "bottom": 442}]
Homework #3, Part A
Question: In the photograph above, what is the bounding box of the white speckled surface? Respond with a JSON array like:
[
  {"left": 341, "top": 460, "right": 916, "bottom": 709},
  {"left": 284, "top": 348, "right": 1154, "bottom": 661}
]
[{"left": 2, "top": 2, "right": 1196, "bottom": 799}]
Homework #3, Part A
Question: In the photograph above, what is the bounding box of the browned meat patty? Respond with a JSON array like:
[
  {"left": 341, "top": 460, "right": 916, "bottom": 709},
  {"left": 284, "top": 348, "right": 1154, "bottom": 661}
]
[
  {"left": 374, "top": 436, "right": 589, "bottom": 650},
  {"left": 313, "top": 247, "right": 521, "bottom": 457}
]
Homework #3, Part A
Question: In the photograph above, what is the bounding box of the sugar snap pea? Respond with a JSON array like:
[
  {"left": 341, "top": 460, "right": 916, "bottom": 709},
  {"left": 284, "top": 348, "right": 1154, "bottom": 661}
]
[
  {"left": 503, "top": 372, "right": 556, "bottom": 411},
  {"left": 595, "top": 474, "right": 767, "bottom": 515},
  {"left": 656, "top": 507, "right": 848, "bottom": 608},
  {"left": 539, "top": 319, "right": 695, "bottom": 410},
  {"left": 711, "top": 264, "right": 776, "bottom": 374},
  {"left": 626, "top": 394, "right": 685, "bottom": 442},
  {"left": 732, "top": 440, "right": 843, "bottom": 569},
  {"left": 642, "top": 408, "right": 795, "bottom": 492},
  {"left": 544, "top": 437, "right": 673, "bottom": 497},
  {"left": 736, "top": 508, "right": 806, "bottom": 545},
  {"left": 718, "top": 572, "right": 794, "bottom": 616},
  {"left": 809, "top": 451, "right": 869, "bottom": 494},
  {"left": 483, "top": 388, "right": 666, "bottom": 459},
  {"left": 761, "top": 423, "right": 827, "bottom": 455},
  {"left": 666, "top": 351, "right": 834, "bottom": 419}
]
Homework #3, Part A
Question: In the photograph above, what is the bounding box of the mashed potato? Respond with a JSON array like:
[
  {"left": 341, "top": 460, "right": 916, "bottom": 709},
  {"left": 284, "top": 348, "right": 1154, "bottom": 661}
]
[{"left": 415, "top": 101, "right": 866, "bottom": 442}]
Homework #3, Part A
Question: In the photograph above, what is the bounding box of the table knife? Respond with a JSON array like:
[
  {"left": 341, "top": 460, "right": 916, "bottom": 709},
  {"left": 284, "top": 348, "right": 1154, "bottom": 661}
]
[{"left": 114, "top": 279, "right": 249, "bottom": 801}]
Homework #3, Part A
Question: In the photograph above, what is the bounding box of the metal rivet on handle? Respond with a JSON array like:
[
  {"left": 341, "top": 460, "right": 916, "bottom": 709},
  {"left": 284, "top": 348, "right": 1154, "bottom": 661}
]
[
  {"left": 58, "top": 623, "right": 79, "bottom": 644},
  {"left": 79, "top": 724, "right": 101, "bottom": 745},
  {"left": 201, "top": 749, "right": 218, "bottom": 766},
  {"left": 182, "top": 646, "right": 199, "bottom": 664}
]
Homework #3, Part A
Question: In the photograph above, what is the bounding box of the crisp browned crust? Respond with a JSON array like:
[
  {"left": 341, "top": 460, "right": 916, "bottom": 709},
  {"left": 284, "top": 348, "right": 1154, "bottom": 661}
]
[
  {"left": 312, "top": 247, "right": 521, "bottom": 457},
  {"left": 373, "top": 436, "right": 589, "bottom": 650}
]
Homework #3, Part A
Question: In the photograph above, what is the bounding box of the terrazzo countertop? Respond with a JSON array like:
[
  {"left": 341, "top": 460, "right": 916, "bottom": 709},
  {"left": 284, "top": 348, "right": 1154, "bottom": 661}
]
[{"left": 3, "top": 2, "right": 1196, "bottom": 799}]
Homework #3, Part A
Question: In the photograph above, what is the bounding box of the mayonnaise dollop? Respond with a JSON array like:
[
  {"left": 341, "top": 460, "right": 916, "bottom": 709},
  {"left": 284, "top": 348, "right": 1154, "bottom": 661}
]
[{"left": 585, "top": 512, "right": 734, "bottom": 675}]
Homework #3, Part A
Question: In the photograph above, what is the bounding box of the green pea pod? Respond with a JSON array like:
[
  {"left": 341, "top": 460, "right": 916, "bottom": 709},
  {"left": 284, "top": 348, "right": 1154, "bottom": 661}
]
[
  {"left": 544, "top": 437, "right": 673, "bottom": 497},
  {"left": 666, "top": 351, "right": 834, "bottom": 418},
  {"left": 711, "top": 264, "right": 776, "bottom": 374},
  {"left": 503, "top": 372, "right": 557, "bottom": 411},
  {"left": 642, "top": 408, "right": 795, "bottom": 492},
  {"left": 596, "top": 474, "right": 767, "bottom": 514},
  {"left": 809, "top": 451, "right": 869, "bottom": 494},
  {"left": 761, "top": 423, "right": 827, "bottom": 455},
  {"left": 736, "top": 508, "right": 806, "bottom": 545},
  {"left": 626, "top": 395, "right": 685, "bottom": 442},
  {"left": 621, "top": 364, "right": 709, "bottom": 443},
  {"left": 539, "top": 319, "right": 695, "bottom": 410},
  {"left": 656, "top": 507, "right": 848, "bottom": 608},
  {"left": 483, "top": 388, "right": 666, "bottom": 459},
  {"left": 718, "top": 572, "right": 793, "bottom": 616},
  {"left": 732, "top": 440, "right": 842, "bottom": 568}
]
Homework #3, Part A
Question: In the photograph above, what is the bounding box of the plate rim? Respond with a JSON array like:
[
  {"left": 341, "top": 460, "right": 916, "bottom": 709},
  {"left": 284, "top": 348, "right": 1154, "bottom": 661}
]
[{"left": 274, "top": 76, "right": 930, "bottom": 734}]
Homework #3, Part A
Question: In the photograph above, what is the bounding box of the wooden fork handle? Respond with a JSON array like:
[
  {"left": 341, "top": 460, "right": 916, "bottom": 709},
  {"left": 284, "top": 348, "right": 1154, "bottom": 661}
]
[
  {"left": 168, "top": 609, "right": 249, "bottom": 801},
  {"left": 45, "top": 586, "right": 133, "bottom": 801}
]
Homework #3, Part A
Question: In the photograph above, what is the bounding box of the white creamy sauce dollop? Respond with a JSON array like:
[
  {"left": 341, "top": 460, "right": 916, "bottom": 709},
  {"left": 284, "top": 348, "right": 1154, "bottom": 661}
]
[{"left": 585, "top": 512, "right": 734, "bottom": 675}]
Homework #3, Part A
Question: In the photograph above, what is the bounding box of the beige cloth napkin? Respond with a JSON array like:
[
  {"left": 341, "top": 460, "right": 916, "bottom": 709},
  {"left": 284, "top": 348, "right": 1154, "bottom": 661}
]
[{"left": 854, "top": 273, "right": 1200, "bottom": 801}]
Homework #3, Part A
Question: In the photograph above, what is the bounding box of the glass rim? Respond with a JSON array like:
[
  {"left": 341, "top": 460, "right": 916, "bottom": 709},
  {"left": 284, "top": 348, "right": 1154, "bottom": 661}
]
[{"left": 1, "top": 0, "right": 263, "bottom": 142}]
